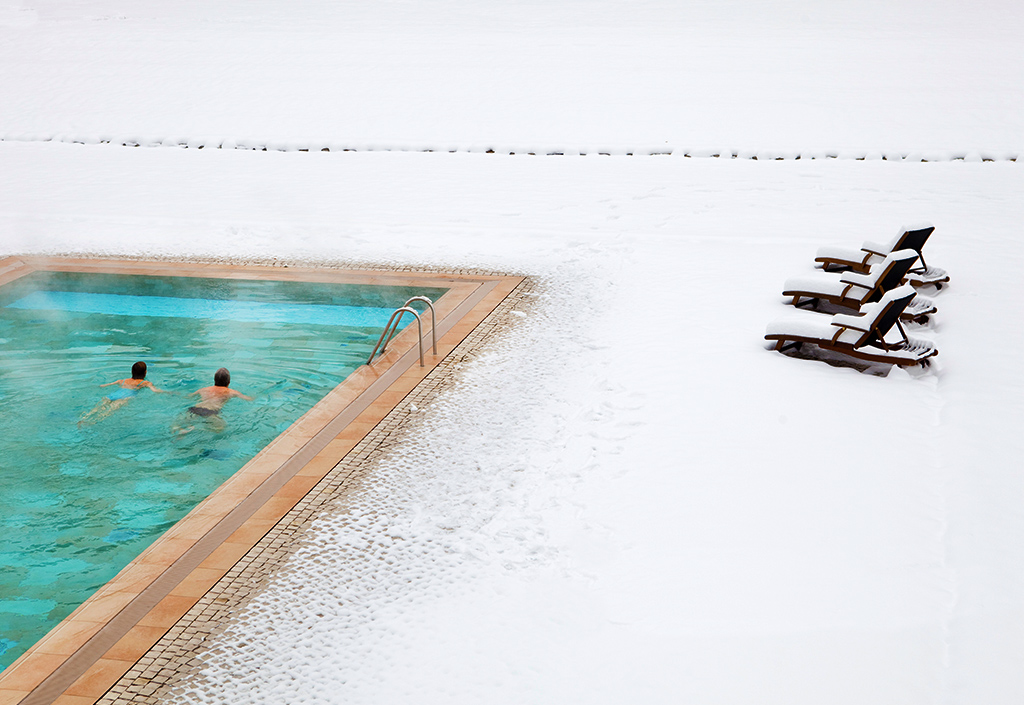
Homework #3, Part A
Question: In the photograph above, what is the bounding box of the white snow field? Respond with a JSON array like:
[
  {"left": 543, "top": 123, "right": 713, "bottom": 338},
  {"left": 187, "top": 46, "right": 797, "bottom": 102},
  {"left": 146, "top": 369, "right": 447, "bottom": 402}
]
[
  {"left": 1, "top": 0, "right": 1023, "bottom": 156},
  {"left": 2, "top": 1, "right": 1024, "bottom": 704}
]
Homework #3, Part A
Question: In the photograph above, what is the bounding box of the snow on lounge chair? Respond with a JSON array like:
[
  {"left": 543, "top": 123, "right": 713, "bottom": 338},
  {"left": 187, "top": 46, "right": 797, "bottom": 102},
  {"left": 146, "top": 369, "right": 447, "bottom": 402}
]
[
  {"left": 782, "top": 249, "right": 936, "bottom": 323},
  {"left": 814, "top": 222, "right": 950, "bottom": 288},
  {"left": 765, "top": 285, "right": 938, "bottom": 367}
]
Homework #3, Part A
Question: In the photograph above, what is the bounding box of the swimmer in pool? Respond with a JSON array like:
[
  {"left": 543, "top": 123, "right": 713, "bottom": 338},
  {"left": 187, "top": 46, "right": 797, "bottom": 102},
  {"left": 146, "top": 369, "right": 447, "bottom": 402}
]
[
  {"left": 175, "top": 367, "right": 253, "bottom": 434},
  {"left": 79, "top": 361, "right": 165, "bottom": 426}
]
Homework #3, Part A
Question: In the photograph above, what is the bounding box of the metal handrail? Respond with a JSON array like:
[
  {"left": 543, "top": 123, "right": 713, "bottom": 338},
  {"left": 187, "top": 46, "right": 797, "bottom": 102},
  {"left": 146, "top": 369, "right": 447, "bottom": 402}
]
[
  {"left": 403, "top": 296, "right": 437, "bottom": 354},
  {"left": 367, "top": 307, "right": 424, "bottom": 367}
]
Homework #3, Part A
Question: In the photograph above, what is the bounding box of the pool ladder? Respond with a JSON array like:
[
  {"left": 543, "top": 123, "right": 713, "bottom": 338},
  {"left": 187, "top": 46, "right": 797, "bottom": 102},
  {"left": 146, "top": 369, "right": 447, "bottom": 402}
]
[{"left": 367, "top": 296, "right": 437, "bottom": 367}]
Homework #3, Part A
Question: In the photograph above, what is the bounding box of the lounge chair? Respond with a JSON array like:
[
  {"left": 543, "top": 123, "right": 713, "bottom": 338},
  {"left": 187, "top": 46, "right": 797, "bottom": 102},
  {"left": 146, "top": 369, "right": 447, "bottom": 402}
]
[
  {"left": 814, "top": 222, "right": 949, "bottom": 288},
  {"left": 783, "top": 249, "right": 936, "bottom": 323},
  {"left": 765, "top": 285, "right": 938, "bottom": 367}
]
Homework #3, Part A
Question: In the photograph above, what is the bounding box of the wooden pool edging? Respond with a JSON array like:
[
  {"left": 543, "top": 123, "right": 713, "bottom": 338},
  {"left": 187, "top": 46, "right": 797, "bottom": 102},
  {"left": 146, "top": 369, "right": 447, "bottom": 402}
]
[{"left": 0, "top": 257, "right": 525, "bottom": 705}]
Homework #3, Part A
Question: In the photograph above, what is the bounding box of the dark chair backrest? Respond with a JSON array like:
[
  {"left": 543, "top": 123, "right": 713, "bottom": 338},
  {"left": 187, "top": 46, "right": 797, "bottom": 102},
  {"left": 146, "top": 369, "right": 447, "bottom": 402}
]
[
  {"left": 864, "top": 288, "right": 916, "bottom": 347},
  {"left": 893, "top": 226, "right": 934, "bottom": 255},
  {"left": 867, "top": 250, "right": 918, "bottom": 302}
]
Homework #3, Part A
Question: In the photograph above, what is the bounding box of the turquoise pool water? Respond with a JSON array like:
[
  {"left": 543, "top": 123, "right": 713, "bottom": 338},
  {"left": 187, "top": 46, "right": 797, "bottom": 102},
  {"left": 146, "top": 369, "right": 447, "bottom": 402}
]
[{"left": 0, "top": 271, "right": 446, "bottom": 670}]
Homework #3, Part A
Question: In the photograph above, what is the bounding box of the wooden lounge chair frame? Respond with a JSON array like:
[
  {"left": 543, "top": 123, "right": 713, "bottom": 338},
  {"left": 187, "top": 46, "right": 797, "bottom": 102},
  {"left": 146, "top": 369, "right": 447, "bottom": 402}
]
[
  {"left": 765, "top": 286, "right": 938, "bottom": 368},
  {"left": 815, "top": 225, "right": 934, "bottom": 273},
  {"left": 783, "top": 250, "right": 934, "bottom": 322},
  {"left": 814, "top": 223, "right": 949, "bottom": 289}
]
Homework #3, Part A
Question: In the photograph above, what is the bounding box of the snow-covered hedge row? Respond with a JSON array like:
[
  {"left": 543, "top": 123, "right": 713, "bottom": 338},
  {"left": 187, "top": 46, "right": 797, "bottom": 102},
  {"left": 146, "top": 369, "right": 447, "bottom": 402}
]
[{"left": 0, "top": 135, "right": 1019, "bottom": 162}]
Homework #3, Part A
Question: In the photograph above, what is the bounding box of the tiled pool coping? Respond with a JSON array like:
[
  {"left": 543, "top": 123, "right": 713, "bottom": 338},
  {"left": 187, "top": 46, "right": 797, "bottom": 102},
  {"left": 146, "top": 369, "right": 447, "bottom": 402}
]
[
  {"left": 0, "top": 256, "right": 525, "bottom": 705},
  {"left": 105, "top": 274, "right": 534, "bottom": 705}
]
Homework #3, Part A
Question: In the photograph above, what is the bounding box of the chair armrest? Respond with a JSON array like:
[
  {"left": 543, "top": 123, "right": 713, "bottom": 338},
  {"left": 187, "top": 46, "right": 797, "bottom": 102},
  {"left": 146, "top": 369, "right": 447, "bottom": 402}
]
[
  {"left": 831, "top": 313, "right": 870, "bottom": 332},
  {"left": 860, "top": 240, "right": 891, "bottom": 257},
  {"left": 840, "top": 270, "right": 876, "bottom": 287}
]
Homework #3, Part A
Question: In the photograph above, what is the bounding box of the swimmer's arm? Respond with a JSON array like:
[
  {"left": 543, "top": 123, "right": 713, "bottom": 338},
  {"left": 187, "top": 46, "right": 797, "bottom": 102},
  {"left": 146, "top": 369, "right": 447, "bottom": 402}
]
[
  {"left": 98, "top": 380, "right": 123, "bottom": 388},
  {"left": 233, "top": 389, "right": 254, "bottom": 401},
  {"left": 143, "top": 381, "right": 170, "bottom": 394}
]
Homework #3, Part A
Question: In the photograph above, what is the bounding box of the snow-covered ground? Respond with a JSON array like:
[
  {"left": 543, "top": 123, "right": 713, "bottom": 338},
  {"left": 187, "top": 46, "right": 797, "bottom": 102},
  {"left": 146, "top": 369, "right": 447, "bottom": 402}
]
[
  {"left": 2, "top": 1, "right": 1024, "bottom": 703},
  {"left": 2, "top": 0, "right": 1023, "bottom": 155}
]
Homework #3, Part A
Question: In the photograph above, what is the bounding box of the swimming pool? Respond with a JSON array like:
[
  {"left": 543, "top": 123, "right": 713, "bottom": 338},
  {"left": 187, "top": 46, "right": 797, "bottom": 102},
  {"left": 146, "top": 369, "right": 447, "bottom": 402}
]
[{"left": 0, "top": 270, "right": 447, "bottom": 670}]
